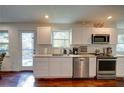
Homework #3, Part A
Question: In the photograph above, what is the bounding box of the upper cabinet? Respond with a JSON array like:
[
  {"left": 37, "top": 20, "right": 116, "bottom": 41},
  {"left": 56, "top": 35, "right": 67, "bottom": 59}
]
[
  {"left": 72, "top": 27, "right": 92, "bottom": 44},
  {"left": 72, "top": 27, "right": 83, "bottom": 45},
  {"left": 72, "top": 27, "right": 117, "bottom": 45},
  {"left": 37, "top": 27, "right": 51, "bottom": 44}
]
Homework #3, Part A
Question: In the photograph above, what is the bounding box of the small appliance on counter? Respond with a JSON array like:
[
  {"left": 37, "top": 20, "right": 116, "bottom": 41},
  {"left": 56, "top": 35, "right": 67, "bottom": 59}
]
[
  {"left": 95, "top": 48, "right": 101, "bottom": 55},
  {"left": 78, "top": 46, "right": 87, "bottom": 54},
  {"left": 63, "top": 48, "right": 72, "bottom": 55},
  {"left": 73, "top": 47, "right": 78, "bottom": 55}
]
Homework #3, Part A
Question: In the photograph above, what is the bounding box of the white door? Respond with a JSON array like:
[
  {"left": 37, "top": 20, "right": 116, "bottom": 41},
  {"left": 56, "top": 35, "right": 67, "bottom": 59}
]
[{"left": 21, "top": 32, "right": 35, "bottom": 70}]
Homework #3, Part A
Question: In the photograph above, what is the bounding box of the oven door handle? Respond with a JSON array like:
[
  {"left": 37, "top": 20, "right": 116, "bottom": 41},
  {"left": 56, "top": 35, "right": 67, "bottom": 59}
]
[{"left": 97, "top": 59, "right": 116, "bottom": 61}]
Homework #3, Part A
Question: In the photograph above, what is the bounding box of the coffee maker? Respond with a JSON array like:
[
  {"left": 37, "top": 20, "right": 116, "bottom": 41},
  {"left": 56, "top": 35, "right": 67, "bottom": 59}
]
[{"left": 73, "top": 47, "right": 78, "bottom": 55}]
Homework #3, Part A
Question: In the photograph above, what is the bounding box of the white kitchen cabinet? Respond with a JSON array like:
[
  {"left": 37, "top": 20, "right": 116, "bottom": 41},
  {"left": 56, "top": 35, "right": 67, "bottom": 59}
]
[
  {"left": 49, "top": 57, "right": 73, "bottom": 77},
  {"left": 33, "top": 57, "right": 73, "bottom": 78},
  {"left": 49, "top": 58, "right": 61, "bottom": 77},
  {"left": 72, "top": 27, "right": 117, "bottom": 45},
  {"left": 82, "top": 28, "right": 92, "bottom": 44},
  {"left": 72, "top": 27, "right": 91, "bottom": 44},
  {"left": 109, "top": 28, "right": 117, "bottom": 44},
  {"left": 72, "top": 27, "right": 83, "bottom": 44},
  {"left": 89, "top": 57, "right": 96, "bottom": 78},
  {"left": 116, "top": 58, "right": 124, "bottom": 77},
  {"left": 37, "top": 27, "right": 51, "bottom": 44},
  {"left": 33, "top": 57, "right": 49, "bottom": 78},
  {"left": 58, "top": 58, "right": 72, "bottom": 77}
]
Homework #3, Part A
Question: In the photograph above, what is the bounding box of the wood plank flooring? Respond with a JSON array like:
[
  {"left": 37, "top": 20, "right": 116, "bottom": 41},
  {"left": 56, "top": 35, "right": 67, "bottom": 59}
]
[{"left": 0, "top": 71, "right": 124, "bottom": 87}]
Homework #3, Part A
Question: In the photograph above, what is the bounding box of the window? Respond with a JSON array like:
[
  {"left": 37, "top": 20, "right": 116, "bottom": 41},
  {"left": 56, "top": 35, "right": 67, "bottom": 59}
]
[
  {"left": 52, "top": 31, "right": 71, "bottom": 48},
  {"left": 116, "top": 34, "right": 124, "bottom": 54},
  {"left": 0, "top": 31, "right": 9, "bottom": 53}
]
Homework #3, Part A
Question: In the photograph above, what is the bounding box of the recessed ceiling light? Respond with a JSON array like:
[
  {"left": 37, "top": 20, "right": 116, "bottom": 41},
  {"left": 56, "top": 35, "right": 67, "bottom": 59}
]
[
  {"left": 107, "top": 16, "right": 112, "bottom": 20},
  {"left": 45, "top": 15, "right": 49, "bottom": 19}
]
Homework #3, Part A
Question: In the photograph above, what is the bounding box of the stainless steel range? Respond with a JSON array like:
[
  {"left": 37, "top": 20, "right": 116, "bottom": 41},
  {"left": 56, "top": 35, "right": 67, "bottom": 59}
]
[{"left": 96, "top": 55, "right": 117, "bottom": 79}]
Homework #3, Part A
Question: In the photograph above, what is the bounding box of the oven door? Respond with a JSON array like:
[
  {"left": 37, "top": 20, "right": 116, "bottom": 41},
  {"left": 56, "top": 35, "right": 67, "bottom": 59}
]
[{"left": 97, "top": 59, "right": 116, "bottom": 74}]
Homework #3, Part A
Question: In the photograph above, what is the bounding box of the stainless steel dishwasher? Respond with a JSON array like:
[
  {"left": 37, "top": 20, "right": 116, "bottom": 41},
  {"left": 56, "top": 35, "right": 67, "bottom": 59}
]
[{"left": 73, "top": 57, "right": 89, "bottom": 78}]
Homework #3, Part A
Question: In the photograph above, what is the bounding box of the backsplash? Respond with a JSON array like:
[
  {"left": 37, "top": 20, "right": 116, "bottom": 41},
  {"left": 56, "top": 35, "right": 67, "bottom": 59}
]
[
  {"left": 36, "top": 44, "right": 52, "bottom": 54},
  {"left": 87, "top": 44, "right": 116, "bottom": 55},
  {"left": 36, "top": 44, "right": 116, "bottom": 55}
]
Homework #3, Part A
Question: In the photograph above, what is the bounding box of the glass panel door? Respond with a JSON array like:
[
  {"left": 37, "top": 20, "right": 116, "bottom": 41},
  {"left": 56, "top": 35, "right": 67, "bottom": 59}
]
[{"left": 22, "top": 33, "right": 34, "bottom": 67}]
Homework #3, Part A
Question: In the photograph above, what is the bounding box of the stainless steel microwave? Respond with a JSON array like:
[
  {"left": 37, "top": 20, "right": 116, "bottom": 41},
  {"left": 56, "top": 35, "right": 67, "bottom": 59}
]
[{"left": 92, "top": 34, "right": 110, "bottom": 44}]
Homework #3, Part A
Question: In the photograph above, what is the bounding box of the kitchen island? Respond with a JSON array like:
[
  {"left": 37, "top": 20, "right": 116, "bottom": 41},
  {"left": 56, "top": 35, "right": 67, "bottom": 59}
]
[{"left": 33, "top": 54, "right": 96, "bottom": 79}]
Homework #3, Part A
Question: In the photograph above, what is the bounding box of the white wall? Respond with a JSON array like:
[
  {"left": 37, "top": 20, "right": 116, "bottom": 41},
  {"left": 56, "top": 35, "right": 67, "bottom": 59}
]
[{"left": 1, "top": 23, "right": 37, "bottom": 71}]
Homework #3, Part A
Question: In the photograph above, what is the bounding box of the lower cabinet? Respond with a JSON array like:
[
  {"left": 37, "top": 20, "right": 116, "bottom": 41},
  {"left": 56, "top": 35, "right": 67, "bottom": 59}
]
[
  {"left": 33, "top": 57, "right": 73, "bottom": 78},
  {"left": 89, "top": 58, "right": 96, "bottom": 78},
  {"left": 49, "top": 58, "right": 72, "bottom": 77},
  {"left": 33, "top": 58, "right": 49, "bottom": 78},
  {"left": 116, "top": 58, "right": 124, "bottom": 77},
  {"left": 49, "top": 58, "right": 61, "bottom": 77}
]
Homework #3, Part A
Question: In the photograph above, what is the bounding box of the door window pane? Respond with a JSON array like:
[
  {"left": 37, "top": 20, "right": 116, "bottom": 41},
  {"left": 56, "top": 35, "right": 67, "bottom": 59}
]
[{"left": 22, "top": 33, "right": 34, "bottom": 66}]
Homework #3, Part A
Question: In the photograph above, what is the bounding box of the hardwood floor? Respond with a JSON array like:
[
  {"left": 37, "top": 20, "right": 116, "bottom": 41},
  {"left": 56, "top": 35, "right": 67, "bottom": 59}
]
[{"left": 0, "top": 71, "right": 124, "bottom": 87}]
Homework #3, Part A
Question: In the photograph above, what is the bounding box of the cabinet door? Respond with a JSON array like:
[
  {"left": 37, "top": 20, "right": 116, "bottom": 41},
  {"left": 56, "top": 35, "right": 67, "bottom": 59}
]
[
  {"left": 82, "top": 28, "right": 92, "bottom": 44},
  {"left": 33, "top": 58, "right": 49, "bottom": 78},
  {"left": 72, "top": 27, "right": 83, "bottom": 44},
  {"left": 48, "top": 58, "right": 73, "bottom": 78},
  {"left": 89, "top": 58, "right": 96, "bottom": 78},
  {"left": 59, "top": 58, "right": 72, "bottom": 77},
  {"left": 72, "top": 27, "right": 92, "bottom": 44},
  {"left": 48, "top": 58, "right": 61, "bottom": 77},
  {"left": 37, "top": 27, "right": 51, "bottom": 44},
  {"left": 116, "top": 58, "right": 124, "bottom": 77}
]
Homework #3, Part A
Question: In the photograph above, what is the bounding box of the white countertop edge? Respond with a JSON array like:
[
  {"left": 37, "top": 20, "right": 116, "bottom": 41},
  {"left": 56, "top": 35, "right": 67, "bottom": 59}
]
[
  {"left": 115, "top": 55, "right": 124, "bottom": 58},
  {"left": 33, "top": 54, "right": 96, "bottom": 58},
  {"left": 33, "top": 54, "right": 124, "bottom": 58}
]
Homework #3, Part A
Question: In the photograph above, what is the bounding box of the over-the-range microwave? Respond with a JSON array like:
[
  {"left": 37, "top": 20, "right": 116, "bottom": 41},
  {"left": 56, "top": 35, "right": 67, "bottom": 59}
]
[{"left": 91, "top": 34, "right": 110, "bottom": 44}]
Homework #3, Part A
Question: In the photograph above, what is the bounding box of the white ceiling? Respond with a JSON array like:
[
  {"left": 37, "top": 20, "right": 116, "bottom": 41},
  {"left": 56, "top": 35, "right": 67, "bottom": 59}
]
[{"left": 0, "top": 5, "right": 124, "bottom": 24}]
